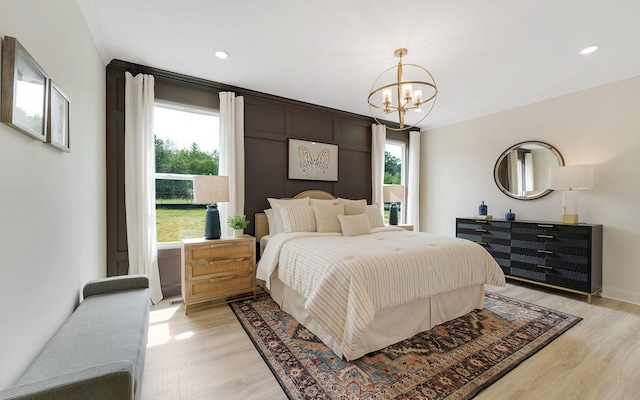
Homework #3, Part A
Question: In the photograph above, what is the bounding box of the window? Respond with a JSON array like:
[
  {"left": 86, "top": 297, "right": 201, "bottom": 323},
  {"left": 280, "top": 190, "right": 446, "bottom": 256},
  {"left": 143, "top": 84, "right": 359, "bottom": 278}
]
[
  {"left": 154, "top": 101, "right": 219, "bottom": 243},
  {"left": 384, "top": 141, "right": 405, "bottom": 223}
]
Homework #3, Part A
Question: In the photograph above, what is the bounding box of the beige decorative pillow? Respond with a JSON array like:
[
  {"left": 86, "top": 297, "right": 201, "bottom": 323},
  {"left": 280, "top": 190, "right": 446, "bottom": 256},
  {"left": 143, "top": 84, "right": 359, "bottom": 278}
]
[
  {"left": 337, "top": 198, "right": 367, "bottom": 215},
  {"left": 279, "top": 205, "right": 317, "bottom": 233},
  {"left": 338, "top": 213, "right": 372, "bottom": 237},
  {"left": 310, "top": 198, "right": 338, "bottom": 206},
  {"left": 314, "top": 204, "right": 345, "bottom": 233},
  {"left": 365, "top": 204, "right": 386, "bottom": 228}
]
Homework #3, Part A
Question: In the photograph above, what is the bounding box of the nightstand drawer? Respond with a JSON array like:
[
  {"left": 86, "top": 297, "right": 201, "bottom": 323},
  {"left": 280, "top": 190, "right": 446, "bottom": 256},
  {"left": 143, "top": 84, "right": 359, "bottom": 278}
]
[
  {"left": 187, "top": 273, "right": 254, "bottom": 302},
  {"left": 188, "top": 257, "right": 253, "bottom": 280},
  {"left": 186, "top": 241, "right": 253, "bottom": 261}
]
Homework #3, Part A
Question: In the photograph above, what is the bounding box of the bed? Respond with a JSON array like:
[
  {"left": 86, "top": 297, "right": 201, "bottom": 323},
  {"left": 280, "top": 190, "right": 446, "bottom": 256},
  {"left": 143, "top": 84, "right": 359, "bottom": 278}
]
[{"left": 255, "top": 190, "right": 506, "bottom": 361}]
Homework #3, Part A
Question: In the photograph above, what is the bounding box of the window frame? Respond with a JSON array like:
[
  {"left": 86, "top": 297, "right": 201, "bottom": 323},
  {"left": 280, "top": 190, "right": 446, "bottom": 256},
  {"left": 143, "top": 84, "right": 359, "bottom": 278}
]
[{"left": 153, "top": 101, "right": 220, "bottom": 248}]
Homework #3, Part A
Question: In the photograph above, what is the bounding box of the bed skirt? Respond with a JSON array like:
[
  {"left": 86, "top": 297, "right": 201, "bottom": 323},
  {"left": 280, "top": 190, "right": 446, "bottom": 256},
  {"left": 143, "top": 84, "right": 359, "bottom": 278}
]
[{"left": 267, "top": 276, "right": 485, "bottom": 361}]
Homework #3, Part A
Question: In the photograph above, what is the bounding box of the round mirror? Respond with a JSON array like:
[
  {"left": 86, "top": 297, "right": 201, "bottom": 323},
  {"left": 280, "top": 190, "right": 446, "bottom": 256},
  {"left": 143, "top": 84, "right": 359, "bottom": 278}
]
[{"left": 494, "top": 141, "right": 564, "bottom": 200}]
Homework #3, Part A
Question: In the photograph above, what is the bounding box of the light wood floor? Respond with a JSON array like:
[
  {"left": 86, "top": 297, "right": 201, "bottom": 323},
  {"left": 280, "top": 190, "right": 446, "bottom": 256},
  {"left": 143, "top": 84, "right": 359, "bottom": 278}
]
[{"left": 142, "top": 282, "right": 640, "bottom": 400}]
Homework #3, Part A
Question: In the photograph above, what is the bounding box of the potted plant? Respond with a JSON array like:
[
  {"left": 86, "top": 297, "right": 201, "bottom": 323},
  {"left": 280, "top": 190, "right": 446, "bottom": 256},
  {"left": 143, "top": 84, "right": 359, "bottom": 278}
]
[{"left": 228, "top": 215, "right": 249, "bottom": 237}]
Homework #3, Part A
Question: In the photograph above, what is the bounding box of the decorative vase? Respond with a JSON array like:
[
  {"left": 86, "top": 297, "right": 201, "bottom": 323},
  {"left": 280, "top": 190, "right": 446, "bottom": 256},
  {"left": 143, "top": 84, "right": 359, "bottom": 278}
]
[
  {"left": 505, "top": 209, "right": 515, "bottom": 221},
  {"left": 233, "top": 229, "right": 244, "bottom": 237},
  {"left": 478, "top": 201, "right": 488, "bottom": 216}
]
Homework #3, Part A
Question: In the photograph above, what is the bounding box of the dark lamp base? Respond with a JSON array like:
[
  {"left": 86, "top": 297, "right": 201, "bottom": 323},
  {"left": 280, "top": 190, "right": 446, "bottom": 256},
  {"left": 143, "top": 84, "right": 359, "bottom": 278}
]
[
  {"left": 389, "top": 203, "right": 398, "bottom": 225},
  {"left": 204, "top": 204, "right": 221, "bottom": 239}
]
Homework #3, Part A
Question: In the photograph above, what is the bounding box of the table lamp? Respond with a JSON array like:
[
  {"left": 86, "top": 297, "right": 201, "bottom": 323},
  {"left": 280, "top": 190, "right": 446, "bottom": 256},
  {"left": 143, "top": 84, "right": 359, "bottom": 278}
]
[
  {"left": 193, "top": 175, "right": 229, "bottom": 239},
  {"left": 548, "top": 165, "right": 593, "bottom": 224},
  {"left": 383, "top": 184, "right": 405, "bottom": 225}
]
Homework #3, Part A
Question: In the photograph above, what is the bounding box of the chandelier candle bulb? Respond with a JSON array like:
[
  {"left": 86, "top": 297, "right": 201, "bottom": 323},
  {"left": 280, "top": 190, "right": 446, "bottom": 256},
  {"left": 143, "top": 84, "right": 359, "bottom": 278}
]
[
  {"left": 403, "top": 84, "right": 412, "bottom": 100},
  {"left": 382, "top": 89, "right": 392, "bottom": 105},
  {"left": 414, "top": 89, "right": 422, "bottom": 103}
]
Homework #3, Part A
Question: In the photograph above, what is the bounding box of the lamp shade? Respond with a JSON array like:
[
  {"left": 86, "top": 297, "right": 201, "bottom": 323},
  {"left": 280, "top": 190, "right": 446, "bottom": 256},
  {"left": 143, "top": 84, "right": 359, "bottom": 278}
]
[
  {"left": 548, "top": 165, "right": 594, "bottom": 190},
  {"left": 383, "top": 185, "right": 405, "bottom": 203},
  {"left": 193, "top": 175, "right": 229, "bottom": 204}
]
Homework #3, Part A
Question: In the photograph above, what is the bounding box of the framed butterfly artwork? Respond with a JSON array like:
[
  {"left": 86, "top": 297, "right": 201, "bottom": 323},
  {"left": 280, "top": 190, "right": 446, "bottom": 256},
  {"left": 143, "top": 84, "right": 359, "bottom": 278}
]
[{"left": 288, "top": 138, "right": 338, "bottom": 181}]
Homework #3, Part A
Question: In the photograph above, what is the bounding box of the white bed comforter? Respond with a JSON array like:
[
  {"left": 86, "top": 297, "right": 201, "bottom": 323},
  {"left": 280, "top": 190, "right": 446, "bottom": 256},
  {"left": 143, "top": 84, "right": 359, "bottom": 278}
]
[{"left": 256, "top": 228, "right": 505, "bottom": 360}]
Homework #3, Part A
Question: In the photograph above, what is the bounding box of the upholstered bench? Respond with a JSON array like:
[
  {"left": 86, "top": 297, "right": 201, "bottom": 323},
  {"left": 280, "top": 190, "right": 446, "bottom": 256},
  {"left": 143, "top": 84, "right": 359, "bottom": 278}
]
[{"left": 0, "top": 275, "right": 150, "bottom": 400}]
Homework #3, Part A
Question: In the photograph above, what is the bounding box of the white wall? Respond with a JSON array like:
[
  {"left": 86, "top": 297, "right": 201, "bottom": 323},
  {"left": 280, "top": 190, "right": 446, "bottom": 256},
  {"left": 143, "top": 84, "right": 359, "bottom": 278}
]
[
  {"left": 422, "top": 75, "right": 640, "bottom": 305},
  {"left": 0, "top": 0, "right": 105, "bottom": 388}
]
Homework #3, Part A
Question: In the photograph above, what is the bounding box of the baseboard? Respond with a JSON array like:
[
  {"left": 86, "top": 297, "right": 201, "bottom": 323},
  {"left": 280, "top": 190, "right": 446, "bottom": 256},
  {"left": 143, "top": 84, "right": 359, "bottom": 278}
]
[{"left": 601, "top": 286, "right": 640, "bottom": 306}]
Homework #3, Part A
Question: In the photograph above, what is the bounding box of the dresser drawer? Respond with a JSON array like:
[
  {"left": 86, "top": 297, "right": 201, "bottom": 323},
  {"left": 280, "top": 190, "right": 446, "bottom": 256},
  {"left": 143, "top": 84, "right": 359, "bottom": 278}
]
[
  {"left": 187, "top": 273, "right": 255, "bottom": 302},
  {"left": 187, "top": 257, "right": 254, "bottom": 280},
  {"left": 186, "top": 240, "right": 253, "bottom": 262}
]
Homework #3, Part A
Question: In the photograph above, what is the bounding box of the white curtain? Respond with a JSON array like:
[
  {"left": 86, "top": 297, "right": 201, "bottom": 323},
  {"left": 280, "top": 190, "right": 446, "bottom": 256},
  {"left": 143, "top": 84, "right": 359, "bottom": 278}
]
[
  {"left": 407, "top": 131, "right": 421, "bottom": 231},
  {"left": 124, "top": 72, "right": 163, "bottom": 304},
  {"left": 371, "top": 124, "right": 386, "bottom": 212},
  {"left": 218, "top": 92, "right": 245, "bottom": 238}
]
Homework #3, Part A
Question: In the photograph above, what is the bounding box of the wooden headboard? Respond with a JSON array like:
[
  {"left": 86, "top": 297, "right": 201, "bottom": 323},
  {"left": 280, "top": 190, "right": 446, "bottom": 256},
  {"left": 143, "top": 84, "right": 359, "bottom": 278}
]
[{"left": 255, "top": 190, "right": 335, "bottom": 242}]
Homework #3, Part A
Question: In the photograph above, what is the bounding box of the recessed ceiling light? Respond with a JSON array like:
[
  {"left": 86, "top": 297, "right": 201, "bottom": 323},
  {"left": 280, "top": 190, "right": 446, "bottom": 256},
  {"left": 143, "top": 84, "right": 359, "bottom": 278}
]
[
  {"left": 215, "top": 50, "right": 229, "bottom": 60},
  {"left": 580, "top": 46, "right": 598, "bottom": 55}
]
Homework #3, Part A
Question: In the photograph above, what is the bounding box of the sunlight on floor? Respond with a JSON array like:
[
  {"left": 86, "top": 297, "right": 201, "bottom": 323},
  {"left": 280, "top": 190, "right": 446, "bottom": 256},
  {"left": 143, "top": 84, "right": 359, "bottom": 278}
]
[{"left": 147, "top": 301, "right": 195, "bottom": 347}]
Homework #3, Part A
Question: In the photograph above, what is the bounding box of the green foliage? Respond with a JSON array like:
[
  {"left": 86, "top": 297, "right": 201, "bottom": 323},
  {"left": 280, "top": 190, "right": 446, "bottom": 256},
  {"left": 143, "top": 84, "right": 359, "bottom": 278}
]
[
  {"left": 155, "top": 136, "right": 219, "bottom": 201},
  {"left": 228, "top": 215, "right": 249, "bottom": 229},
  {"left": 384, "top": 151, "right": 402, "bottom": 184}
]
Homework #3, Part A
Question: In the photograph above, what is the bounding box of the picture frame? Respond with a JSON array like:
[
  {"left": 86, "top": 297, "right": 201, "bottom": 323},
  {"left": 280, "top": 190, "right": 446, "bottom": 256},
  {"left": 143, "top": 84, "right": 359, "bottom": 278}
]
[
  {"left": 1, "top": 36, "right": 49, "bottom": 142},
  {"left": 288, "top": 138, "right": 338, "bottom": 181},
  {"left": 46, "top": 81, "right": 70, "bottom": 152}
]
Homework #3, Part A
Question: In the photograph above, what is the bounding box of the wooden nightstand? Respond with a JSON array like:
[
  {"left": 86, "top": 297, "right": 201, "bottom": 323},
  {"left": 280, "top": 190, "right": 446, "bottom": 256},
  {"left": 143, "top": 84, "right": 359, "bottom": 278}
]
[
  {"left": 391, "top": 224, "right": 413, "bottom": 231},
  {"left": 181, "top": 236, "right": 256, "bottom": 314}
]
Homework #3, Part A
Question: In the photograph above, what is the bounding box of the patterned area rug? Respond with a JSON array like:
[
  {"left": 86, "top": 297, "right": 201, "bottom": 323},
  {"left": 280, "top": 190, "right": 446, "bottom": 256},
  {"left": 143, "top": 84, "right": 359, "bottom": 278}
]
[{"left": 230, "top": 292, "right": 581, "bottom": 399}]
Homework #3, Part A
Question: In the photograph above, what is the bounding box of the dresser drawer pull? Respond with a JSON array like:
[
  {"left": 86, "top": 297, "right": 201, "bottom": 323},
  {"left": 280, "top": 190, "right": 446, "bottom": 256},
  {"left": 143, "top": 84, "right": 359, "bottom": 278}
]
[
  {"left": 537, "top": 265, "right": 554, "bottom": 270},
  {"left": 475, "top": 229, "right": 488, "bottom": 233},
  {"left": 536, "top": 249, "right": 554, "bottom": 254},
  {"left": 537, "top": 234, "right": 554, "bottom": 239},
  {"left": 476, "top": 241, "right": 488, "bottom": 245},
  {"left": 209, "top": 275, "right": 235, "bottom": 282},
  {"left": 537, "top": 224, "right": 554, "bottom": 228},
  {"left": 205, "top": 257, "right": 248, "bottom": 265},
  {"left": 475, "top": 220, "right": 488, "bottom": 224}
]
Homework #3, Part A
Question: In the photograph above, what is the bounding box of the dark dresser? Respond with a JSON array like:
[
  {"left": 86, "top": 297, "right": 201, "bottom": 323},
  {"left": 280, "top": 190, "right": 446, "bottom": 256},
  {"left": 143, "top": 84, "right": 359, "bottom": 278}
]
[{"left": 456, "top": 218, "right": 603, "bottom": 303}]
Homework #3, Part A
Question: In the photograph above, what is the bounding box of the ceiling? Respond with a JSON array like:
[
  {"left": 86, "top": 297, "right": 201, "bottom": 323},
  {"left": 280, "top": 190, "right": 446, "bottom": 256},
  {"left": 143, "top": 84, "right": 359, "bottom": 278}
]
[{"left": 77, "top": 0, "right": 640, "bottom": 130}]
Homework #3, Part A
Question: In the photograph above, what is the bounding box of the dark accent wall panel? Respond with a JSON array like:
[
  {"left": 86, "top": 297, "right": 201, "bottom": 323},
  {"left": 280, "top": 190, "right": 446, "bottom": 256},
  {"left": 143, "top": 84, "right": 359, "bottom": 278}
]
[{"left": 291, "top": 111, "right": 335, "bottom": 142}]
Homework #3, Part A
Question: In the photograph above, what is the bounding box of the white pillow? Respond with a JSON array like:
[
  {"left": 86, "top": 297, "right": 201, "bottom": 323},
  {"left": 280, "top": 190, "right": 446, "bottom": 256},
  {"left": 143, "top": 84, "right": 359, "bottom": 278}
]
[
  {"left": 338, "top": 213, "right": 372, "bottom": 237},
  {"left": 310, "top": 198, "right": 338, "bottom": 206},
  {"left": 337, "top": 198, "right": 367, "bottom": 215},
  {"left": 365, "top": 204, "right": 386, "bottom": 228},
  {"left": 267, "top": 197, "right": 310, "bottom": 234},
  {"left": 314, "top": 204, "right": 344, "bottom": 233},
  {"left": 280, "top": 206, "right": 317, "bottom": 233},
  {"left": 264, "top": 208, "right": 283, "bottom": 235}
]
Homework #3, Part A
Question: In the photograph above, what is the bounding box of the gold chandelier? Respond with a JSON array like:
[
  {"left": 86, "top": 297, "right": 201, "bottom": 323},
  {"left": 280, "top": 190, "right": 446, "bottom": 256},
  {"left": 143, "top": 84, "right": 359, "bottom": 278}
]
[{"left": 368, "top": 48, "right": 438, "bottom": 131}]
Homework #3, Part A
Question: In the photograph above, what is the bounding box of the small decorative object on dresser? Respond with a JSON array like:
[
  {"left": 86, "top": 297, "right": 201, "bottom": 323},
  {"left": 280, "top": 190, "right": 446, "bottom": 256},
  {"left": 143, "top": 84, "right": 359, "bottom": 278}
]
[
  {"left": 456, "top": 217, "right": 602, "bottom": 303},
  {"left": 228, "top": 214, "right": 249, "bottom": 237},
  {"left": 181, "top": 236, "right": 256, "bottom": 314},
  {"left": 505, "top": 209, "right": 515, "bottom": 221},
  {"left": 478, "top": 201, "right": 488, "bottom": 216}
]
